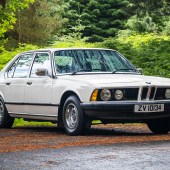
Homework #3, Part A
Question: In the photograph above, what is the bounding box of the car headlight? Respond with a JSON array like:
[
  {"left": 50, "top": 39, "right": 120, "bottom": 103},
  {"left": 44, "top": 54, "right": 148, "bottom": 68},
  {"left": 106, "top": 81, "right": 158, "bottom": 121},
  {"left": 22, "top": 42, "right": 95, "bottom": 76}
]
[
  {"left": 100, "top": 89, "right": 112, "bottom": 101},
  {"left": 114, "top": 90, "right": 124, "bottom": 100},
  {"left": 165, "top": 89, "right": 170, "bottom": 99}
]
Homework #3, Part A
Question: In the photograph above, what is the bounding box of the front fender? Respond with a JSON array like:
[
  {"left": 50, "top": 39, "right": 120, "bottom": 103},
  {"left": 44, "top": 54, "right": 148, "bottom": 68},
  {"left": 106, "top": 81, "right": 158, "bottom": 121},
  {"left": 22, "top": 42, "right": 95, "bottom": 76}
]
[{"left": 51, "top": 79, "right": 95, "bottom": 104}]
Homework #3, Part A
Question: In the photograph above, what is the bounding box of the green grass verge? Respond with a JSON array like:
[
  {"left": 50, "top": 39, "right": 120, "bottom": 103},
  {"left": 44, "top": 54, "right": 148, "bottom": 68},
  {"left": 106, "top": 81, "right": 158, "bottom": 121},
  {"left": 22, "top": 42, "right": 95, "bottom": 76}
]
[
  {"left": 12, "top": 118, "right": 102, "bottom": 127},
  {"left": 13, "top": 118, "right": 54, "bottom": 127}
]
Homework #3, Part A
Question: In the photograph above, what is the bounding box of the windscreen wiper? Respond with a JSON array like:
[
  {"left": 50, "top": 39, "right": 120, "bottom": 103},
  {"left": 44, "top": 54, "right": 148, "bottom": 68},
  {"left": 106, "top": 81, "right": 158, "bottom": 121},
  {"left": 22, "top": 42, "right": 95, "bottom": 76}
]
[
  {"left": 71, "top": 69, "right": 92, "bottom": 75},
  {"left": 71, "top": 69, "right": 102, "bottom": 75},
  {"left": 112, "top": 68, "right": 137, "bottom": 74}
]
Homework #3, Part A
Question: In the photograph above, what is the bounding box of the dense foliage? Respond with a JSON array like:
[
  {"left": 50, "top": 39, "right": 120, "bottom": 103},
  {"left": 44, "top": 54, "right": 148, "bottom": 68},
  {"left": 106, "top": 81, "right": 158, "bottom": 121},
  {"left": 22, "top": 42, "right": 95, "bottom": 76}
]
[
  {"left": 0, "top": 0, "right": 34, "bottom": 38},
  {"left": 0, "top": 34, "right": 169, "bottom": 78},
  {"left": 125, "top": 0, "right": 170, "bottom": 33},
  {"left": 14, "top": 0, "right": 67, "bottom": 45},
  {"left": 64, "top": 0, "right": 130, "bottom": 42},
  {"left": 1, "top": 0, "right": 169, "bottom": 46},
  {"left": 0, "top": 0, "right": 170, "bottom": 78},
  {"left": 102, "top": 34, "right": 170, "bottom": 78},
  {"left": 0, "top": 44, "right": 38, "bottom": 70}
]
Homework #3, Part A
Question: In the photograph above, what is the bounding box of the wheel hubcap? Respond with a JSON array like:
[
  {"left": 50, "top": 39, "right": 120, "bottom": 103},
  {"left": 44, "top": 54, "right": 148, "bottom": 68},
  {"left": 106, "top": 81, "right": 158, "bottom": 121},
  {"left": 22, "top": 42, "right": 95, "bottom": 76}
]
[
  {"left": 0, "top": 101, "right": 4, "bottom": 122},
  {"left": 65, "top": 103, "right": 78, "bottom": 129}
]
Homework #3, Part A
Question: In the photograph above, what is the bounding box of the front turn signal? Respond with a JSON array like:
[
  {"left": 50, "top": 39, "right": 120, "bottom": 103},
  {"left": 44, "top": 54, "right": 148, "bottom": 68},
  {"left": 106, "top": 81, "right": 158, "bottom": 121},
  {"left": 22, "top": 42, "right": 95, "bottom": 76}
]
[{"left": 90, "top": 89, "right": 98, "bottom": 101}]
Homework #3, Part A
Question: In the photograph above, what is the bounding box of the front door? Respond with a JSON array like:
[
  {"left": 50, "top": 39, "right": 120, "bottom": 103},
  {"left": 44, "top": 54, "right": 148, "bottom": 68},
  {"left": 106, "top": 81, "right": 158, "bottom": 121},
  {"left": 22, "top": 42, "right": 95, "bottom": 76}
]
[{"left": 24, "top": 52, "right": 57, "bottom": 120}]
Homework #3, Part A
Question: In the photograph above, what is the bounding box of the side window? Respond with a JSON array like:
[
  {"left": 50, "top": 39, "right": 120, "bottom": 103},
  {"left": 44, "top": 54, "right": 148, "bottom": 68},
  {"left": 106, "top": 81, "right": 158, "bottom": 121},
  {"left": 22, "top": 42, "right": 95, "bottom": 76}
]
[
  {"left": 13, "top": 54, "right": 34, "bottom": 78},
  {"left": 7, "top": 54, "right": 33, "bottom": 78},
  {"left": 7, "top": 58, "right": 19, "bottom": 78},
  {"left": 30, "top": 53, "right": 51, "bottom": 77}
]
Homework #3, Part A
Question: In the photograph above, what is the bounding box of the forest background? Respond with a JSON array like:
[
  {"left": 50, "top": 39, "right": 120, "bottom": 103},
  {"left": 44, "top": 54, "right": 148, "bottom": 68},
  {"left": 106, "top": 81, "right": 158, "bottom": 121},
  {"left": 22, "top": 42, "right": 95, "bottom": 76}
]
[{"left": 0, "top": 0, "right": 170, "bottom": 77}]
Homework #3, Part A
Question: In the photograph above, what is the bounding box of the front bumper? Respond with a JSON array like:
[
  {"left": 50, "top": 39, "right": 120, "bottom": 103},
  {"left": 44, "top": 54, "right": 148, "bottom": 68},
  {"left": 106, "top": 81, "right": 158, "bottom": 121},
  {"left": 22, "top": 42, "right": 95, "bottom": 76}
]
[{"left": 81, "top": 101, "right": 170, "bottom": 121}]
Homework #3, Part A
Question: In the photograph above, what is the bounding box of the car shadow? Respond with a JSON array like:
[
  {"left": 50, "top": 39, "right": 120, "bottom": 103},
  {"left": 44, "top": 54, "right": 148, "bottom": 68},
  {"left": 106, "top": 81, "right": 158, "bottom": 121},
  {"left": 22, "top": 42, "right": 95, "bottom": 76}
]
[
  {"left": 87, "top": 127, "right": 152, "bottom": 136},
  {"left": 13, "top": 125, "right": 156, "bottom": 136}
]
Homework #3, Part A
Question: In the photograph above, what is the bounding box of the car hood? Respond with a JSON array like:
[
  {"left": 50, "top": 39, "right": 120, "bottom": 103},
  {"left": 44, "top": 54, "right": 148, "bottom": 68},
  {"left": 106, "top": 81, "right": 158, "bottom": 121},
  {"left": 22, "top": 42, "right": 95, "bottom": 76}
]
[{"left": 60, "top": 74, "right": 170, "bottom": 88}]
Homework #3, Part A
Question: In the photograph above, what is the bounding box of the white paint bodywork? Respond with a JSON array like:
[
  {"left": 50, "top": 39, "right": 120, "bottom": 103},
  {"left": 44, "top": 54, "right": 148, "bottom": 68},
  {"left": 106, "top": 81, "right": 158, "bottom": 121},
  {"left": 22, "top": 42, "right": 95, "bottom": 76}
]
[
  {"left": 52, "top": 74, "right": 170, "bottom": 103},
  {"left": 0, "top": 48, "right": 170, "bottom": 121}
]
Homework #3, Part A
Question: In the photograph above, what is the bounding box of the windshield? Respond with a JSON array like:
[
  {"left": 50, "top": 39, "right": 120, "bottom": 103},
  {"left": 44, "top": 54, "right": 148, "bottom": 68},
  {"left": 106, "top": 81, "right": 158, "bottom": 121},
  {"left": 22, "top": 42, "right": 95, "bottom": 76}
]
[{"left": 54, "top": 49, "right": 136, "bottom": 74}]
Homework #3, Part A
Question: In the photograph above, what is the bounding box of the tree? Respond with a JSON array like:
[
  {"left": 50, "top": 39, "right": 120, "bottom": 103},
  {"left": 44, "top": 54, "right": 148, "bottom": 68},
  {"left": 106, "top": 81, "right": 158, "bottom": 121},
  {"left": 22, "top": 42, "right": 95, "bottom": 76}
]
[
  {"left": 64, "top": 0, "right": 130, "bottom": 42},
  {"left": 12, "top": 0, "right": 69, "bottom": 45},
  {"left": 129, "top": 0, "right": 169, "bottom": 17},
  {"left": 0, "top": 0, "right": 34, "bottom": 38},
  {"left": 126, "top": 0, "right": 170, "bottom": 33},
  {"left": 0, "top": 0, "right": 6, "bottom": 8}
]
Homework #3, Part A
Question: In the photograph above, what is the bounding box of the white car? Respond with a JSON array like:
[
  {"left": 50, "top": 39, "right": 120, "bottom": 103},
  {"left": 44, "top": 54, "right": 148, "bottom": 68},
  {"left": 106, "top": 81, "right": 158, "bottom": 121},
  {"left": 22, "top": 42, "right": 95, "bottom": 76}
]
[{"left": 0, "top": 48, "right": 170, "bottom": 135}]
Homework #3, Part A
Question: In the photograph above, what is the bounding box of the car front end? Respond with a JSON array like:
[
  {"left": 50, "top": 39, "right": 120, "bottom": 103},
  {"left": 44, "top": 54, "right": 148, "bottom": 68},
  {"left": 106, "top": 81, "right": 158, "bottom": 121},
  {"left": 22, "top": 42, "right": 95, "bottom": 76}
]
[{"left": 80, "top": 75, "right": 170, "bottom": 123}]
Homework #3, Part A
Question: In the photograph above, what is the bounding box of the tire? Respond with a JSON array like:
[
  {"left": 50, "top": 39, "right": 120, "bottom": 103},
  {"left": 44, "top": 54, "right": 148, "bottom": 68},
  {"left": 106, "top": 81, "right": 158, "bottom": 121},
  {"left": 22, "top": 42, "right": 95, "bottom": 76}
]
[
  {"left": 147, "top": 118, "right": 169, "bottom": 134},
  {"left": 0, "top": 97, "right": 14, "bottom": 128},
  {"left": 62, "top": 96, "right": 91, "bottom": 136}
]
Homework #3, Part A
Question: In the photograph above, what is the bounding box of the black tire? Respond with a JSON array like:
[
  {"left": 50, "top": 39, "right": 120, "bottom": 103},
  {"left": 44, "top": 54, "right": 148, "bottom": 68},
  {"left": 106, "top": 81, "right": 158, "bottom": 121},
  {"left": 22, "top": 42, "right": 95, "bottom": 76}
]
[
  {"left": 147, "top": 118, "right": 169, "bottom": 134},
  {"left": 62, "top": 96, "right": 91, "bottom": 136},
  {"left": 0, "top": 97, "right": 14, "bottom": 128}
]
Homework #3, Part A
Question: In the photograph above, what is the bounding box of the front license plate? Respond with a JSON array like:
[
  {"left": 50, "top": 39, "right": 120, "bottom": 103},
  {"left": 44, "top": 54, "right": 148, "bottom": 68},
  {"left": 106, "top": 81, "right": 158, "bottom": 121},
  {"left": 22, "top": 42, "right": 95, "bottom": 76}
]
[{"left": 134, "top": 104, "right": 164, "bottom": 113}]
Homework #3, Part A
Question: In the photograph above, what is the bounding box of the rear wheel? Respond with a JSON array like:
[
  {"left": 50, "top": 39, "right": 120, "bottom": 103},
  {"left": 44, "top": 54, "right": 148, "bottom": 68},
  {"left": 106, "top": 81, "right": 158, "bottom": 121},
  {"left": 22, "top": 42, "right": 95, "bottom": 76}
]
[
  {"left": 62, "top": 96, "right": 91, "bottom": 135},
  {"left": 0, "top": 97, "right": 14, "bottom": 128},
  {"left": 147, "top": 118, "right": 169, "bottom": 134}
]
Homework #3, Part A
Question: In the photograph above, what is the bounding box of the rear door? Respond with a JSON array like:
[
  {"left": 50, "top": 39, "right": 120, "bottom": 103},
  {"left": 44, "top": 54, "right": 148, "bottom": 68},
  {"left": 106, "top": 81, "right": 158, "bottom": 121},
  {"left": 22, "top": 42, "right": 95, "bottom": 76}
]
[{"left": 4, "top": 53, "right": 34, "bottom": 114}]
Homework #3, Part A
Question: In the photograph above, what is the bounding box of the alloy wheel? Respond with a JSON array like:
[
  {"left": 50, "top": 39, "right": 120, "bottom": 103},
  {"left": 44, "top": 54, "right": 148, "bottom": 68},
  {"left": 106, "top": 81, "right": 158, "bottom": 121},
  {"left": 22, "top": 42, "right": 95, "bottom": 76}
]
[{"left": 65, "top": 103, "right": 78, "bottom": 130}]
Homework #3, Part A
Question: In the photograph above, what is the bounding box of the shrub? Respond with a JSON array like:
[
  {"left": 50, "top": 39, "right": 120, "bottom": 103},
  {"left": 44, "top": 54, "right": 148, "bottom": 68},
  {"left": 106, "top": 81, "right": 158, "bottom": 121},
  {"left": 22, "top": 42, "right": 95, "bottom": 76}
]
[
  {"left": 101, "top": 34, "right": 170, "bottom": 78},
  {"left": 0, "top": 44, "right": 38, "bottom": 70},
  {"left": 52, "top": 40, "right": 99, "bottom": 48},
  {"left": 1, "top": 35, "right": 170, "bottom": 79}
]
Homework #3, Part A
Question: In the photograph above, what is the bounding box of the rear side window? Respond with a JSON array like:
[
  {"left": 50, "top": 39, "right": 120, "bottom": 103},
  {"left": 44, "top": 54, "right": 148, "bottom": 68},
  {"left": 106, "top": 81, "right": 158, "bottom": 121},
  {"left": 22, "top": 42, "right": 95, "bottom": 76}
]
[
  {"left": 7, "top": 53, "right": 34, "bottom": 78},
  {"left": 7, "top": 58, "right": 19, "bottom": 78}
]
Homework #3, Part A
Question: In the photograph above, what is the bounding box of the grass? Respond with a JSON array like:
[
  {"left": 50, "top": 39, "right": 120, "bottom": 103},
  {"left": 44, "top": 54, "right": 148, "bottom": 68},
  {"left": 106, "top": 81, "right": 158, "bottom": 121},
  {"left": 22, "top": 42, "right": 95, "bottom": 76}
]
[
  {"left": 13, "top": 118, "right": 54, "bottom": 127},
  {"left": 12, "top": 118, "right": 101, "bottom": 127}
]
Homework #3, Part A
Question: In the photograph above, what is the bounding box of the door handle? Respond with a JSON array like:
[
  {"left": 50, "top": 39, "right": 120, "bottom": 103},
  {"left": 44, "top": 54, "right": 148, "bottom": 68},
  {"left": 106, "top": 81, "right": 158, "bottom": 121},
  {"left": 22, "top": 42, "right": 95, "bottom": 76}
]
[
  {"left": 6, "top": 82, "right": 11, "bottom": 85},
  {"left": 27, "top": 82, "right": 32, "bottom": 85}
]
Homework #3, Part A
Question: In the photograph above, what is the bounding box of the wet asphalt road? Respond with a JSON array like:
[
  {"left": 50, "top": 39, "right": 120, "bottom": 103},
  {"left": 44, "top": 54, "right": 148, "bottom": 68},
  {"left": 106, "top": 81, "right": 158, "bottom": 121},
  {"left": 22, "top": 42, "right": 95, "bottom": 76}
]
[{"left": 0, "top": 141, "right": 170, "bottom": 170}]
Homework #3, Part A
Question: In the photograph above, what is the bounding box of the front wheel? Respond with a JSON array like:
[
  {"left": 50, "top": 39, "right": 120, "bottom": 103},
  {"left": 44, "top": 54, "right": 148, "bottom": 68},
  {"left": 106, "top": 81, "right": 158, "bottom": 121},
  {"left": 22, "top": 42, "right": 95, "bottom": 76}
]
[
  {"left": 147, "top": 118, "right": 169, "bottom": 134},
  {"left": 62, "top": 96, "right": 91, "bottom": 135},
  {"left": 0, "top": 97, "right": 14, "bottom": 128}
]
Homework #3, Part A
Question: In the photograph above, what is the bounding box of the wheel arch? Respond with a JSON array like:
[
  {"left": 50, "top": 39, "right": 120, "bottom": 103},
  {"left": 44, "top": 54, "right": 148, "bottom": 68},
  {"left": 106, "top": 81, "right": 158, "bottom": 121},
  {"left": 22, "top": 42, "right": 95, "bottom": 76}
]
[{"left": 0, "top": 91, "right": 5, "bottom": 101}]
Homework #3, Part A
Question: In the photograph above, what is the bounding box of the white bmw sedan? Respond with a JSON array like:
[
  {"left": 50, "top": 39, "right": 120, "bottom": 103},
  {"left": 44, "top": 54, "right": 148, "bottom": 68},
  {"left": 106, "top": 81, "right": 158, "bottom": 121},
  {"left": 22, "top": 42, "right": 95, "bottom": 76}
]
[{"left": 0, "top": 48, "right": 170, "bottom": 135}]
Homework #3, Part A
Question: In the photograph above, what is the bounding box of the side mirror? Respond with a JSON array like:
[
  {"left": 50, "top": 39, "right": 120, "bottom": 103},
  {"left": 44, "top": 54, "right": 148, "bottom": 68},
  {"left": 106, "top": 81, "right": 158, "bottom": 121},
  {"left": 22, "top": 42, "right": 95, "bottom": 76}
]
[
  {"left": 137, "top": 68, "right": 143, "bottom": 74},
  {"left": 35, "top": 68, "right": 48, "bottom": 76}
]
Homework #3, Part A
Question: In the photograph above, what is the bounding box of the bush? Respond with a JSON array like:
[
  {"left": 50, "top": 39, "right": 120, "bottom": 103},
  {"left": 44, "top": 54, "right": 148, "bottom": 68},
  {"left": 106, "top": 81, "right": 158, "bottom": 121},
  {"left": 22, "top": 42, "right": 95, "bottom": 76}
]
[
  {"left": 1, "top": 35, "right": 170, "bottom": 79},
  {"left": 101, "top": 34, "right": 170, "bottom": 78},
  {"left": 52, "top": 40, "right": 100, "bottom": 48},
  {"left": 0, "top": 44, "right": 39, "bottom": 70},
  {"left": 13, "top": 118, "right": 53, "bottom": 127}
]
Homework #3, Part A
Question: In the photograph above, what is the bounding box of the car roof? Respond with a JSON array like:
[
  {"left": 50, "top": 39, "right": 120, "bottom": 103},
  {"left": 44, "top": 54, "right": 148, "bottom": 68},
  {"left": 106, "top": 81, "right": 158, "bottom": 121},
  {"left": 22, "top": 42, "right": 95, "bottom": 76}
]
[{"left": 20, "top": 48, "right": 115, "bottom": 54}]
